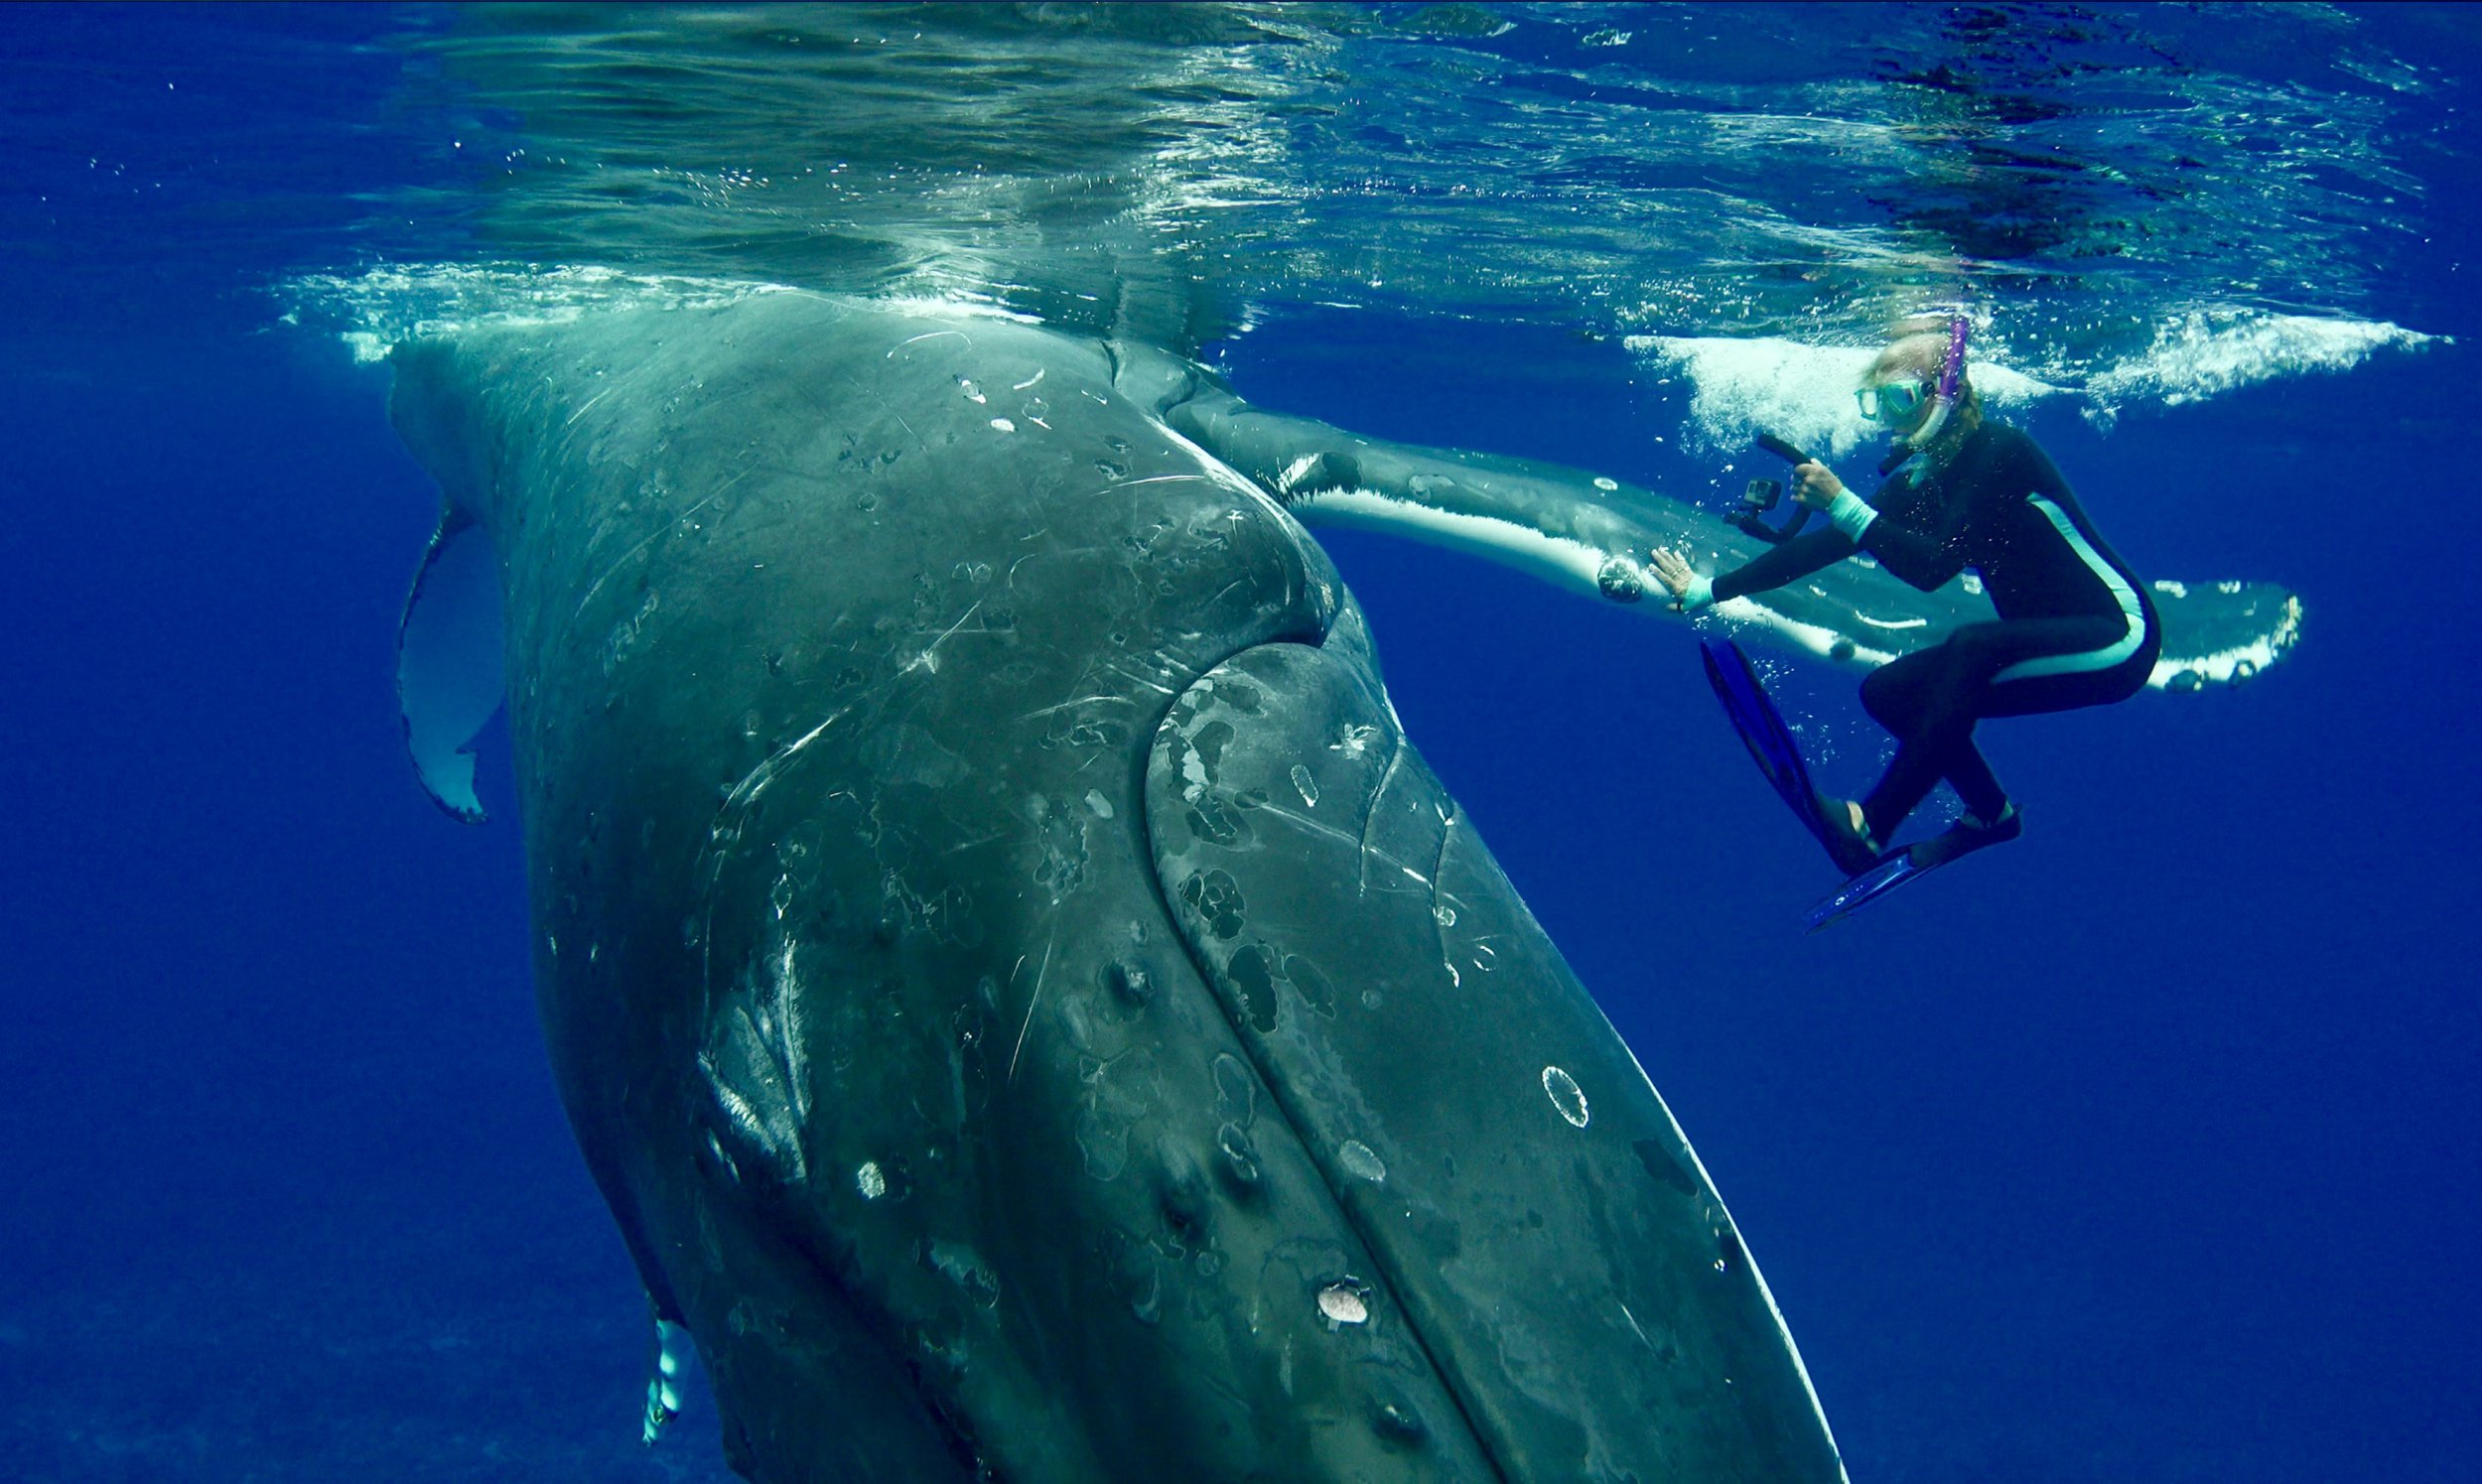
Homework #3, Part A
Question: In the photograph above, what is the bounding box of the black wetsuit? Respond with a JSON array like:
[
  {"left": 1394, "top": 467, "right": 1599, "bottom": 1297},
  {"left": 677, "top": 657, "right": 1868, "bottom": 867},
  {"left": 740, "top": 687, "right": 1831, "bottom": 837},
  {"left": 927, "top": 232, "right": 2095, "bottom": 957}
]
[{"left": 1714, "top": 420, "right": 2159, "bottom": 842}]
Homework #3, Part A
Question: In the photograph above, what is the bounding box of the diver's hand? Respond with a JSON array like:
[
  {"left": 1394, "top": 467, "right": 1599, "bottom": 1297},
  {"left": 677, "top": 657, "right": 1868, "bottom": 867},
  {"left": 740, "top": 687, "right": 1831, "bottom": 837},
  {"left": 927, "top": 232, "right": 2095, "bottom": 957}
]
[
  {"left": 1649, "top": 546, "right": 1695, "bottom": 602},
  {"left": 1648, "top": 546, "right": 1711, "bottom": 611},
  {"left": 1792, "top": 461, "right": 1847, "bottom": 510}
]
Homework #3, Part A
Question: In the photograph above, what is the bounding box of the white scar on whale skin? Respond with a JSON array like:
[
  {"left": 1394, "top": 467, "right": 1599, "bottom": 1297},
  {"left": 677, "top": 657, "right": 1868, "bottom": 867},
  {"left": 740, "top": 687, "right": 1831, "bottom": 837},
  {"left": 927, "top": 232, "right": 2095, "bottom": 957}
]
[
  {"left": 1150, "top": 416, "right": 1296, "bottom": 521},
  {"left": 691, "top": 700, "right": 862, "bottom": 1008},
  {"left": 890, "top": 330, "right": 970, "bottom": 356},
  {"left": 576, "top": 491, "right": 728, "bottom": 615},
  {"left": 900, "top": 601, "right": 986, "bottom": 678},
  {"left": 1007, "top": 937, "right": 1055, "bottom": 1087}
]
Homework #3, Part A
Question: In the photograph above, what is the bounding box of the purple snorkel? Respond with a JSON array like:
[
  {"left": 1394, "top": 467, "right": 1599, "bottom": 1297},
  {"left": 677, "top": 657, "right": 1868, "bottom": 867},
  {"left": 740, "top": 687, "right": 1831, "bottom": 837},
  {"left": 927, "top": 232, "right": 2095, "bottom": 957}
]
[
  {"left": 1935, "top": 315, "right": 1971, "bottom": 406},
  {"left": 1879, "top": 315, "right": 1973, "bottom": 472}
]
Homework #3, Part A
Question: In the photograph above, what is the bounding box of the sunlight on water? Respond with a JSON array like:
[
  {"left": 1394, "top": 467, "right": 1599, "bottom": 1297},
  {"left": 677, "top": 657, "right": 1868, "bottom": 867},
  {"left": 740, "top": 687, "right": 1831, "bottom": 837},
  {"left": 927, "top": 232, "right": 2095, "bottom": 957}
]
[{"left": 238, "top": 3, "right": 2457, "bottom": 425}]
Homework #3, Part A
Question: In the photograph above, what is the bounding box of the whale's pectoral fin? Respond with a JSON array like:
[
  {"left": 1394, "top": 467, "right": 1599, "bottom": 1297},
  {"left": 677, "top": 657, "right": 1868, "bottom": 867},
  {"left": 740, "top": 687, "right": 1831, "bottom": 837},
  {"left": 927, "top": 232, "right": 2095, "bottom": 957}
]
[
  {"left": 1147, "top": 642, "right": 1846, "bottom": 1481},
  {"left": 1153, "top": 380, "right": 2301, "bottom": 691},
  {"left": 2146, "top": 579, "right": 2302, "bottom": 690},
  {"left": 396, "top": 501, "right": 504, "bottom": 824}
]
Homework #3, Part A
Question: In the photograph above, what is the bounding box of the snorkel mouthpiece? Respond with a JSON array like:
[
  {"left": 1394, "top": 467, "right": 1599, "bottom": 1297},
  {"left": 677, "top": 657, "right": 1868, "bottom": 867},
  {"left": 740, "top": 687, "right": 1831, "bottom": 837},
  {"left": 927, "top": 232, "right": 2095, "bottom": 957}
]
[{"left": 1895, "top": 314, "right": 1972, "bottom": 455}]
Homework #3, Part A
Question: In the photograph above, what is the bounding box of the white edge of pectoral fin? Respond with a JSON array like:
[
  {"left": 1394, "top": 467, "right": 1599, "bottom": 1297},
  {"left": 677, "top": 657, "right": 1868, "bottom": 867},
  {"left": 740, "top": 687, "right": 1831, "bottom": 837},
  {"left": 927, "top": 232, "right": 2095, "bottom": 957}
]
[{"left": 396, "top": 500, "right": 505, "bottom": 824}]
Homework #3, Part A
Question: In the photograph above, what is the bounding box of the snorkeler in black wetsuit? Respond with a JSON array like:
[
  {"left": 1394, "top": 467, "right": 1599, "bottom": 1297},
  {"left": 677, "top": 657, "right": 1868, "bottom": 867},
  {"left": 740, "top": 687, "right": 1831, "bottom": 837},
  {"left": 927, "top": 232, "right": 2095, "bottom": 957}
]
[{"left": 1650, "top": 326, "right": 2159, "bottom": 875}]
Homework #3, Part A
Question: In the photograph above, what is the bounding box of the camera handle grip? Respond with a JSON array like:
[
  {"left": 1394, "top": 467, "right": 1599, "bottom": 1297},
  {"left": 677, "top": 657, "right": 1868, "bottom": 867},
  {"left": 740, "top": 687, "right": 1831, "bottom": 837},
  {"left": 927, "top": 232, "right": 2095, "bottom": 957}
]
[{"left": 1753, "top": 432, "right": 1811, "bottom": 466}]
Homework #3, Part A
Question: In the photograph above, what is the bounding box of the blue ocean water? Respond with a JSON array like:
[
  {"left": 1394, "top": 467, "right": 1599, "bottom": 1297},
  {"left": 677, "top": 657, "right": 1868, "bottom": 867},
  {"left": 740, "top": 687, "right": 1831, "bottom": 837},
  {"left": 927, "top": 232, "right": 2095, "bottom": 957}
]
[{"left": 2, "top": 4, "right": 2475, "bottom": 1480}]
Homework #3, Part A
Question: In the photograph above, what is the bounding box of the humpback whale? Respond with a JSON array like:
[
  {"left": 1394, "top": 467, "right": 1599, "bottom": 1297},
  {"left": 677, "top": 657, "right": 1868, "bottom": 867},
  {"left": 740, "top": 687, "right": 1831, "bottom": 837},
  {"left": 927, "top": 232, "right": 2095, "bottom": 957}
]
[{"left": 387, "top": 287, "right": 2296, "bottom": 1481}]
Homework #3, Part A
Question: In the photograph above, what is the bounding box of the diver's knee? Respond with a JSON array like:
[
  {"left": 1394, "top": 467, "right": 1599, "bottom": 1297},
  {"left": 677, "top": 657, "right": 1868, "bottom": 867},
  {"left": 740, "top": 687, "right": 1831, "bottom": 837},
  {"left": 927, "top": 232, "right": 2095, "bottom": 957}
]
[
  {"left": 1943, "top": 624, "right": 2012, "bottom": 670},
  {"left": 1859, "top": 665, "right": 1908, "bottom": 729}
]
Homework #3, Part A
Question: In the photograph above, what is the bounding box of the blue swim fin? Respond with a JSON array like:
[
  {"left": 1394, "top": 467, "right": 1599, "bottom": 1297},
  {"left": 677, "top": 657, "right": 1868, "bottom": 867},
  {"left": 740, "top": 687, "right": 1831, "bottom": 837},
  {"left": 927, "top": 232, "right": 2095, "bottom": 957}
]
[
  {"left": 1700, "top": 639, "right": 1853, "bottom": 866},
  {"left": 1802, "top": 807, "right": 2021, "bottom": 932},
  {"left": 1802, "top": 852, "right": 1934, "bottom": 932}
]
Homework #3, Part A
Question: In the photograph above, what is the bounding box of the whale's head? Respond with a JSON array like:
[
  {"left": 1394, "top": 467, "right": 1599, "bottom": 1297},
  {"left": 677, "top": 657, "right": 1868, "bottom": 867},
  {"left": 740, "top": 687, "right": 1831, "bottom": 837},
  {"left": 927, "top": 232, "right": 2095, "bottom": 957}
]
[{"left": 389, "top": 290, "right": 1844, "bottom": 1482}]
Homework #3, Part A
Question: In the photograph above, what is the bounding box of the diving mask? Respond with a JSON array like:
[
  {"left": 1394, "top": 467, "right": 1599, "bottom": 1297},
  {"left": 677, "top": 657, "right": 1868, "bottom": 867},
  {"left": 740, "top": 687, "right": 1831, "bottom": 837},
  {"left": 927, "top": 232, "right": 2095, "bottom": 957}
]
[{"left": 1856, "top": 378, "right": 1930, "bottom": 426}]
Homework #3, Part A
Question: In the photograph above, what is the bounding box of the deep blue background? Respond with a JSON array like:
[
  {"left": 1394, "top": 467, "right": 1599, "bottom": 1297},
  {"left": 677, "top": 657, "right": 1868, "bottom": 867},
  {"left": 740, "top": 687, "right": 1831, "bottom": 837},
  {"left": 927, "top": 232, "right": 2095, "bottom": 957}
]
[{"left": 2, "top": 5, "right": 2477, "bottom": 1480}]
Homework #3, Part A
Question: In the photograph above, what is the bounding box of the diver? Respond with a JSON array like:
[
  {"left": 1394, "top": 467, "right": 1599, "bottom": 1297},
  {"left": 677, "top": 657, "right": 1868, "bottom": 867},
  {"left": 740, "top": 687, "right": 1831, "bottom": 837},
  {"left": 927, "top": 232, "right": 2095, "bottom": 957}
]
[{"left": 1649, "top": 322, "right": 2160, "bottom": 876}]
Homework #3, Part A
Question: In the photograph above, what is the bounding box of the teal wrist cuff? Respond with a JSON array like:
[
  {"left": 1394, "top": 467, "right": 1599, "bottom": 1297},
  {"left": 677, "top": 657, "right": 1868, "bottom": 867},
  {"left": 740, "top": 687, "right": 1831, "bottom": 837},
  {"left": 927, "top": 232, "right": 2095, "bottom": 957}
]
[{"left": 1828, "top": 489, "right": 1876, "bottom": 541}]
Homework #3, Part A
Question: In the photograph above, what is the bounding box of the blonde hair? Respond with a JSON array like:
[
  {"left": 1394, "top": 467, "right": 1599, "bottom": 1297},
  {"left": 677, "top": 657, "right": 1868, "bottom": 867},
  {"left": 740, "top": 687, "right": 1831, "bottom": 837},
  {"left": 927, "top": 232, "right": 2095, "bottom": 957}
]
[
  {"left": 1867, "top": 333, "right": 1949, "bottom": 385},
  {"left": 1866, "top": 332, "right": 1981, "bottom": 444}
]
